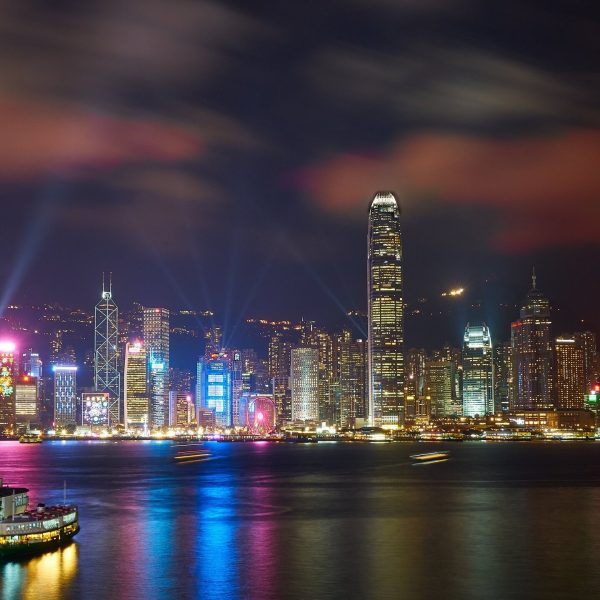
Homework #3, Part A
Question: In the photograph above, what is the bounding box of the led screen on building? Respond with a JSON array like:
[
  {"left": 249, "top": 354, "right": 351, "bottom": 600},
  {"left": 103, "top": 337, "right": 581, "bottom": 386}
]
[{"left": 82, "top": 393, "right": 110, "bottom": 427}]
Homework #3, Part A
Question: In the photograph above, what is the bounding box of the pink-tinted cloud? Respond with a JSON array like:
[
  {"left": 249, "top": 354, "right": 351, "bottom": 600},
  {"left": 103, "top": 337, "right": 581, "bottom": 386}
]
[
  {"left": 300, "top": 128, "right": 600, "bottom": 251},
  {"left": 0, "top": 95, "right": 201, "bottom": 178}
]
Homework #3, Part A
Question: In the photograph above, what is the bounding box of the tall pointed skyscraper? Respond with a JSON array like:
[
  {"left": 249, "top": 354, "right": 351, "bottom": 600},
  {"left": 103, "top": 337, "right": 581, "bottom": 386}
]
[
  {"left": 367, "top": 191, "right": 404, "bottom": 427},
  {"left": 511, "top": 269, "right": 554, "bottom": 410},
  {"left": 94, "top": 274, "right": 121, "bottom": 426}
]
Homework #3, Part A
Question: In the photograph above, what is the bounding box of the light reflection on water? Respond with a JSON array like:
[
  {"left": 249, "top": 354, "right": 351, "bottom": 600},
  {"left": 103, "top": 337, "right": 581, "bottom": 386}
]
[
  {"left": 1, "top": 441, "right": 600, "bottom": 599},
  {"left": 2, "top": 543, "right": 77, "bottom": 600}
]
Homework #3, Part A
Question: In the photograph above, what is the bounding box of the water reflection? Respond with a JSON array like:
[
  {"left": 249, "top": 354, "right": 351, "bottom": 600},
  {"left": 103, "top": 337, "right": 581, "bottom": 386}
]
[
  {"left": 196, "top": 480, "right": 240, "bottom": 597},
  {"left": 2, "top": 441, "right": 600, "bottom": 599},
  {"left": 1, "top": 543, "right": 78, "bottom": 600},
  {"left": 238, "top": 472, "right": 278, "bottom": 600}
]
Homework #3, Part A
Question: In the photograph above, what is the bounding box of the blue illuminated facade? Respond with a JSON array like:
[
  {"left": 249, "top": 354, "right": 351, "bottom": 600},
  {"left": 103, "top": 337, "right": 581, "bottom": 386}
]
[
  {"left": 197, "top": 353, "right": 232, "bottom": 428},
  {"left": 53, "top": 365, "right": 78, "bottom": 428}
]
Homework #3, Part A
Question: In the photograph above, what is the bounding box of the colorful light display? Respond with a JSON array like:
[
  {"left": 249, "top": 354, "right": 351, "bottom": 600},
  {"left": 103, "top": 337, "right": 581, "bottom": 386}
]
[
  {"left": 82, "top": 392, "right": 110, "bottom": 427},
  {"left": 246, "top": 395, "right": 277, "bottom": 435},
  {"left": 0, "top": 356, "right": 15, "bottom": 398}
]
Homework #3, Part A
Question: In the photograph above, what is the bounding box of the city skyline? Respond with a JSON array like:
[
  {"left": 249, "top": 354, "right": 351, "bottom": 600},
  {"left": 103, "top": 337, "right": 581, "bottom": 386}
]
[{"left": 0, "top": 190, "right": 597, "bottom": 437}]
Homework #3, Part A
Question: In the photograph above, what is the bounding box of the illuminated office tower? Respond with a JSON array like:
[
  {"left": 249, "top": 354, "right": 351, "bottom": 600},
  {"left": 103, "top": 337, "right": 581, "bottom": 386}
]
[
  {"left": 169, "top": 391, "right": 193, "bottom": 427},
  {"left": 124, "top": 342, "right": 149, "bottom": 430},
  {"left": 0, "top": 341, "right": 17, "bottom": 434},
  {"left": 21, "top": 349, "right": 42, "bottom": 379},
  {"left": 94, "top": 276, "right": 121, "bottom": 426},
  {"left": 554, "top": 336, "right": 585, "bottom": 409},
  {"left": 494, "top": 342, "right": 513, "bottom": 413},
  {"left": 290, "top": 347, "right": 319, "bottom": 423},
  {"left": 15, "top": 375, "right": 38, "bottom": 427},
  {"left": 427, "top": 360, "right": 455, "bottom": 417},
  {"left": 511, "top": 272, "right": 554, "bottom": 410},
  {"left": 426, "top": 346, "right": 462, "bottom": 417},
  {"left": 406, "top": 349, "right": 427, "bottom": 398},
  {"left": 367, "top": 191, "right": 404, "bottom": 427},
  {"left": 197, "top": 352, "right": 232, "bottom": 428},
  {"left": 54, "top": 365, "right": 77, "bottom": 428},
  {"left": 316, "top": 332, "right": 335, "bottom": 424},
  {"left": 338, "top": 331, "right": 367, "bottom": 428},
  {"left": 231, "top": 351, "right": 243, "bottom": 427},
  {"left": 269, "top": 333, "right": 292, "bottom": 423},
  {"left": 404, "top": 375, "right": 417, "bottom": 420},
  {"left": 574, "top": 331, "right": 598, "bottom": 393},
  {"left": 406, "top": 348, "right": 430, "bottom": 419},
  {"left": 149, "top": 361, "right": 167, "bottom": 429},
  {"left": 462, "top": 324, "right": 494, "bottom": 417},
  {"left": 303, "top": 326, "right": 335, "bottom": 424},
  {"left": 143, "top": 308, "right": 170, "bottom": 430}
]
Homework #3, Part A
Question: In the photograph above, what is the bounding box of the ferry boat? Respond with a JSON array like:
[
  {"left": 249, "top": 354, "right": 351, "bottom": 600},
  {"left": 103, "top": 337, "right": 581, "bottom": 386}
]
[
  {"left": 410, "top": 451, "right": 450, "bottom": 463},
  {"left": 0, "top": 479, "right": 79, "bottom": 559}
]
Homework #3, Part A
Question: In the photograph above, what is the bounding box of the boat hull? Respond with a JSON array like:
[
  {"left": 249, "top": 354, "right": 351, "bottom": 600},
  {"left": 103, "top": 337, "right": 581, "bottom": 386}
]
[{"left": 0, "top": 524, "right": 79, "bottom": 560}]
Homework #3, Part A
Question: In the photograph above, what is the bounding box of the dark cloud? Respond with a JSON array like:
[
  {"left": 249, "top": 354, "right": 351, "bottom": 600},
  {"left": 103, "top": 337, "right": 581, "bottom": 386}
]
[
  {"left": 0, "top": 0, "right": 268, "bottom": 100},
  {"left": 310, "top": 45, "right": 598, "bottom": 130},
  {"left": 299, "top": 128, "right": 600, "bottom": 251}
]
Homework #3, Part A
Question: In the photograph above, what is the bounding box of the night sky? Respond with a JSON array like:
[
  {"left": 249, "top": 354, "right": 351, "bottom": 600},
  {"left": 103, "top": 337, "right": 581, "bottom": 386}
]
[{"left": 1, "top": 0, "right": 599, "bottom": 347}]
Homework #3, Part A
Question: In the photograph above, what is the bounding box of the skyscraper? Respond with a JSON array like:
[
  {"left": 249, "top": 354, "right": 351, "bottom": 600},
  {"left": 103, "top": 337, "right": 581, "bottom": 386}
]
[
  {"left": 290, "top": 347, "right": 319, "bottom": 423},
  {"left": 54, "top": 365, "right": 77, "bottom": 428},
  {"left": 21, "top": 349, "right": 42, "bottom": 379},
  {"left": 143, "top": 308, "right": 170, "bottom": 430},
  {"left": 511, "top": 272, "right": 554, "bottom": 410},
  {"left": 302, "top": 325, "right": 335, "bottom": 424},
  {"left": 169, "top": 392, "right": 193, "bottom": 428},
  {"left": 0, "top": 341, "right": 17, "bottom": 434},
  {"left": 231, "top": 350, "right": 243, "bottom": 427},
  {"left": 124, "top": 341, "right": 149, "bottom": 431},
  {"left": 337, "top": 331, "right": 367, "bottom": 428},
  {"left": 462, "top": 324, "right": 494, "bottom": 417},
  {"left": 197, "top": 352, "right": 232, "bottom": 428},
  {"left": 427, "top": 360, "right": 455, "bottom": 417},
  {"left": 574, "top": 331, "right": 598, "bottom": 394},
  {"left": 269, "top": 333, "right": 292, "bottom": 424},
  {"left": 554, "top": 336, "right": 585, "bottom": 409},
  {"left": 15, "top": 375, "right": 39, "bottom": 427},
  {"left": 494, "top": 341, "right": 513, "bottom": 413},
  {"left": 94, "top": 276, "right": 120, "bottom": 426},
  {"left": 367, "top": 191, "right": 404, "bottom": 428}
]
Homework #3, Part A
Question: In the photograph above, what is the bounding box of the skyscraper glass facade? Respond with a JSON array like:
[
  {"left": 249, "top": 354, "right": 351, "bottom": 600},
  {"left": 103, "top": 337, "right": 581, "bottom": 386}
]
[
  {"left": 367, "top": 192, "right": 404, "bottom": 427},
  {"left": 124, "top": 341, "right": 149, "bottom": 430},
  {"left": 54, "top": 365, "right": 77, "bottom": 427},
  {"left": 462, "top": 324, "right": 494, "bottom": 417},
  {"left": 144, "top": 308, "right": 170, "bottom": 430},
  {"left": 290, "top": 347, "right": 319, "bottom": 422},
  {"left": 198, "top": 353, "right": 232, "bottom": 428},
  {"left": 511, "top": 275, "right": 554, "bottom": 410}
]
